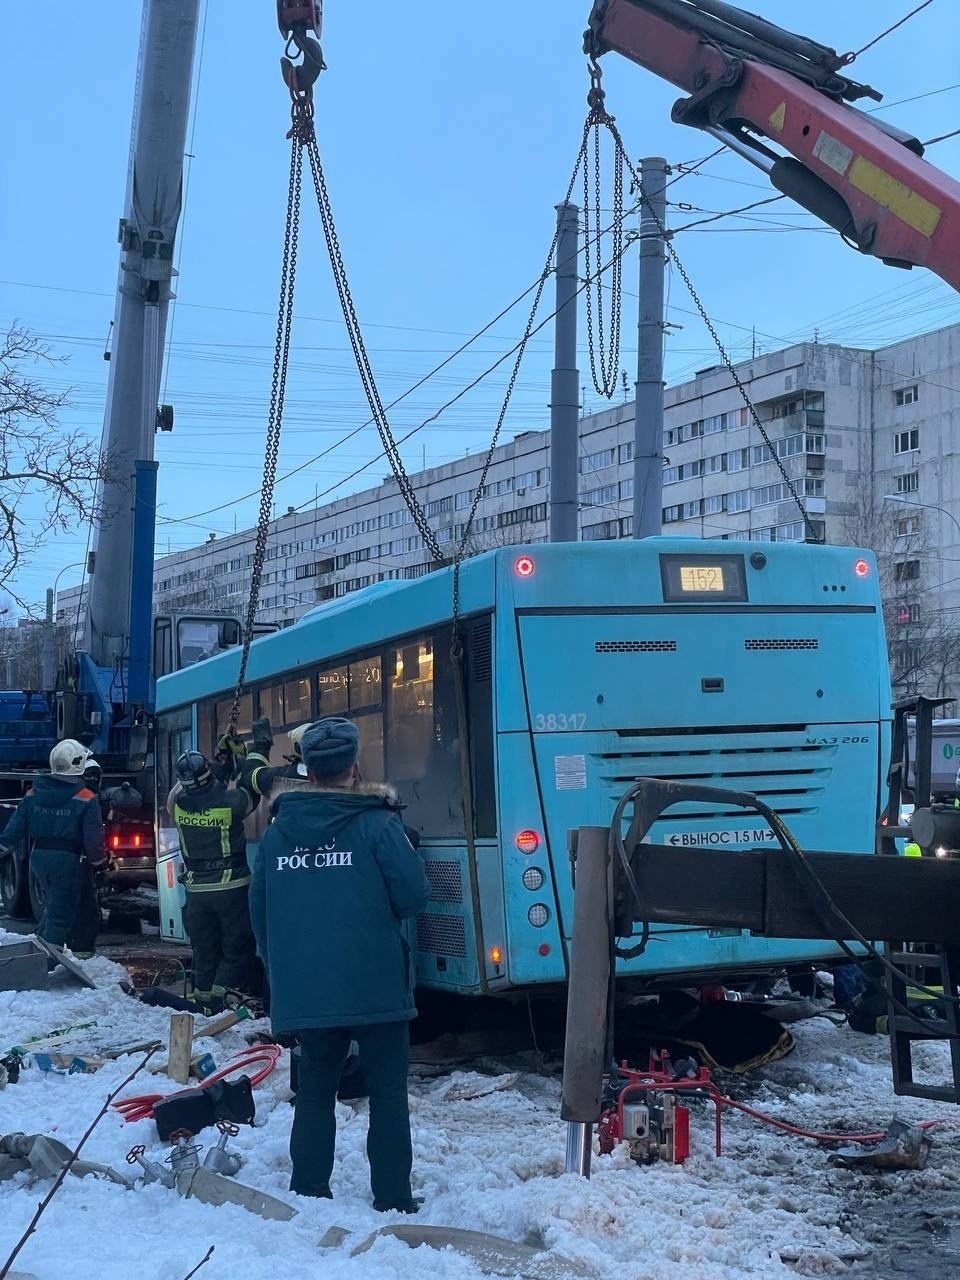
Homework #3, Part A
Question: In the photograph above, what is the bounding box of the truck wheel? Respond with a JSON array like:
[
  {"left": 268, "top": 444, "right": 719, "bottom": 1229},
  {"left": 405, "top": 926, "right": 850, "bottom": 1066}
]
[
  {"left": 0, "top": 855, "right": 33, "bottom": 921},
  {"left": 28, "top": 867, "right": 46, "bottom": 924}
]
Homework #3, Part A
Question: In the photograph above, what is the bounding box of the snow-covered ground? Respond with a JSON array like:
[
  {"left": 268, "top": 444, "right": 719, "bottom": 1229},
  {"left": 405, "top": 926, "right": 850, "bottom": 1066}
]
[{"left": 2, "top": 939, "right": 960, "bottom": 1280}]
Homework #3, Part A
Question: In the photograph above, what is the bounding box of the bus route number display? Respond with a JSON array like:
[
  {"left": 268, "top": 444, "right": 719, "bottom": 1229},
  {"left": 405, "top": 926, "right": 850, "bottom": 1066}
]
[{"left": 659, "top": 553, "right": 748, "bottom": 603}]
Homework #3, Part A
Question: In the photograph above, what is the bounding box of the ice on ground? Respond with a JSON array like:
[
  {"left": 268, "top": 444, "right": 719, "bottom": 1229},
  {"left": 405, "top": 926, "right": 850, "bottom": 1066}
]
[{"left": 1, "top": 932, "right": 959, "bottom": 1280}]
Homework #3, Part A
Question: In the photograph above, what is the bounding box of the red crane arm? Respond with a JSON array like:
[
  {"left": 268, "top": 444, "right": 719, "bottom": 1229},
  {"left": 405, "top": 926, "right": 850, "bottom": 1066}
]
[{"left": 586, "top": 0, "right": 960, "bottom": 291}]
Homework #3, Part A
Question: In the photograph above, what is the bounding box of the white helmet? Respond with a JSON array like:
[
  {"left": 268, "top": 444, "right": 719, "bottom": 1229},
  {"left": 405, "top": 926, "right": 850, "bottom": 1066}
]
[
  {"left": 288, "top": 723, "right": 312, "bottom": 758},
  {"left": 50, "top": 739, "right": 92, "bottom": 777}
]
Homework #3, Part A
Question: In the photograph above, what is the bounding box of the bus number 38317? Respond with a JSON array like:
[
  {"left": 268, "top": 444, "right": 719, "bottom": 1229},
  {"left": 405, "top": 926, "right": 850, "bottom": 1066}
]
[{"left": 534, "top": 713, "right": 588, "bottom": 731}]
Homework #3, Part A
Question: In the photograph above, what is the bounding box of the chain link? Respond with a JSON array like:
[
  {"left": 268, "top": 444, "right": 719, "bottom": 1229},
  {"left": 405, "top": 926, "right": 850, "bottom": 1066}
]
[
  {"left": 582, "top": 67, "right": 624, "bottom": 400},
  {"left": 227, "top": 112, "right": 306, "bottom": 730},
  {"left": 600, "top": 112, "right": 818, "bottom": 542},
  {"left": 302, "top": 133, "right": 445, "bottom": 565}
]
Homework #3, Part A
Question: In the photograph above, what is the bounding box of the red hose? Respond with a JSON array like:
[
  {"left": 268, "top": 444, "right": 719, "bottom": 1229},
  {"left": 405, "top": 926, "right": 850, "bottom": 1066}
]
[
  {"left": 718, "top": 1093, "right": 945, "bottom": 1145},
  {"left": 113, "top": 1045, "right": 282, "bottom": 1125}
]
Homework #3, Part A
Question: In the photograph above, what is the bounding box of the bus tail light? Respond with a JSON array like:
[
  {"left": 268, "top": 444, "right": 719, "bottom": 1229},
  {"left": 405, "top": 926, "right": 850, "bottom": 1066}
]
[
  {"left": 854, "top": 558, "right": 870, "bottom": 578},
  {"left": 489, "top": 946, "right": 503, "bottom": 966},
  {"left": 516, "top": 829, "right": 540, "bottom": 854},
  {"left": 515, "top": 555, "right": 535, "bottom": 578},
  {"left": 522, "top": 866, "right": 544, "bottom": 891},
  {"left": 528, "top": 903, "right": 550, "bottom": 927}
]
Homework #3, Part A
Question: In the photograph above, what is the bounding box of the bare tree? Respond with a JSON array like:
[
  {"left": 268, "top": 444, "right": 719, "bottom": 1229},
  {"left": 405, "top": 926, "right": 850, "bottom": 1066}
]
[
  {"left": 460, "top": 519, "right": 540, "bottom": 557},
  {"left": 840, "top": 473, "right": 960, "bottom": 701},
  {"left": 0, "top": 323, "right": 111, "bottom": 600}
]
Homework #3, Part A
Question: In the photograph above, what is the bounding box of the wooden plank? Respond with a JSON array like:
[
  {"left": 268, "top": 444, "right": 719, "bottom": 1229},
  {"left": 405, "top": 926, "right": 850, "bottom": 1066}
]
[{"left": 166, "top": 1012, "right": 194, "bottom": 1085}]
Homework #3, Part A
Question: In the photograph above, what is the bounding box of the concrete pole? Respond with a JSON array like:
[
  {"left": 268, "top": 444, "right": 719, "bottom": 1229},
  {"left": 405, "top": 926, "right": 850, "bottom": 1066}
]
[
  {"left": 561, "top": 825, "right": 612, "bottom": 1178},
  {"left": 633, "top": 158, "right": 669, "bottom": 539},
  {"left": 41, "top": 588, "right": 55, "bottom": 691},
  {"left": 550, "top": 202, "right": 581, "bottom": 543}
]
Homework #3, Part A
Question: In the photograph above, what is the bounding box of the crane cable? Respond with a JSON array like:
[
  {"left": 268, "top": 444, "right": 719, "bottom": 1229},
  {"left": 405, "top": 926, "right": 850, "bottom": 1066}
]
[{"left": 582, "top": 56, "right": 819, "bottom": 544}]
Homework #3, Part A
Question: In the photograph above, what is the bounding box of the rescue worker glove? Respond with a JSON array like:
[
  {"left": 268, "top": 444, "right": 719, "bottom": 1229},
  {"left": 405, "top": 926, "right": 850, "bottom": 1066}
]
[
  {"left": 216, "top": 732, "right": 247, "bottom": 779},
  {"left": 251, "top": 716, "right": 274, "bottom": 756}
]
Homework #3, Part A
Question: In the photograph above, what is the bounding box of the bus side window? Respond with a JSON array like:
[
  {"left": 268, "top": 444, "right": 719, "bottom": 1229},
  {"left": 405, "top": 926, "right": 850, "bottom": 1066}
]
[
  {"left": 197, "top": 700, "right": 214, "bottom": 756},
  {"left": 387, "top": 627, "right": 463, "bottom": 839}
]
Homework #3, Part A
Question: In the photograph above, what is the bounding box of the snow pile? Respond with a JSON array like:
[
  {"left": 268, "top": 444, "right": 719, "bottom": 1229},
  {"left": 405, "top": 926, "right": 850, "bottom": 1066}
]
[{"left": 1, "top": 939, "right": 959, "bottom": 1280}]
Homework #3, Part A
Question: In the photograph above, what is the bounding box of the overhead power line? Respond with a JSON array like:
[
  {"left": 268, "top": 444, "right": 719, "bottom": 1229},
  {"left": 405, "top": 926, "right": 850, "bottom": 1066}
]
[
  {"left": 924, "top": 127, "right": 960, "bottom": 147},
  {"left": 158, "top": 202, "right": 638, "bottom": 529},
  {"left": 850, "top": 0, "right": 935, "bottom": 60}
]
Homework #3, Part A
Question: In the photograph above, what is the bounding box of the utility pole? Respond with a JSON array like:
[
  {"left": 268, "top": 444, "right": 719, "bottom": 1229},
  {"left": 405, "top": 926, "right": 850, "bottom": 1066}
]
[
  {"left": 550, "top": 202, "right": 580, "bottom": 543},
  {"left": 41, "top": 588, "right": 55, "bottom": 691},
  {"left": 86, "top": 0, "right": 200, "bottom": 688},
  {"left": 633, "top": 158, "right": 669, "bottom": 540}
]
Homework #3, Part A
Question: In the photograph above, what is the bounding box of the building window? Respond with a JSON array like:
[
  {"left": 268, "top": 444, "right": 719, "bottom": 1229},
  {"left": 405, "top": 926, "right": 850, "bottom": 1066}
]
[
  {"left": 663, "top": 467, "right": 680, "bottom": 485},
  {"left": 726, "top": 448, "right": 750, "bottom": 473},
  {"left": 686, "top": 421, "right": 705, "bottom": 440},
  {"left": 895, "top": 385, "right": 919, "bottom": 407},
  {"left": 728, "top": 489, "right": 751, "bottom": 513},
  {"left": 895, "top": 472, "right": 919, "bottom": 494},
  {"left": 663, "top": 428, "right": 680, "bottom": 448},
  {"left": 704, "top": 453, "right": 726, "bottom": 474},
  {"left": 896, "top": 515, "right": 921, "bottom": 537},
  {"left": 619, "top": 478, "right": 633, "bottom": 500},
  {"left": 619, "top": 441, "right": 635, "bottom": 463},
  {"left": 703, "top": 494, "right": 725, "bottom": 515},
  {"left": 581, "top": 484, "right": 617, "bottom": 508},
  {"left": 582, "top": 520, "right": 619, "bottom": 541},
  {"left": 663, "top": 504, "right": 682, "bottom": 523},
  {"left": 895, "top": 602, "right": 921, "bottom": 624},
  {"left": 752, "top": 482, "right": 790, "bottom": 507},
  {"left": 682, "top": 499, "right": 703, "bottom": 520},
  {"left": 581, "top": 448, "right": 616, "bottom": 473},
  {"left": 894, "top": 560, "right": 920, "bottom": 582},
  {"left": 894, "top": 646, "right": 922, "bottom": 672},
  {"left": 894, "top": 429, "right": 920, "bottom": 454}
]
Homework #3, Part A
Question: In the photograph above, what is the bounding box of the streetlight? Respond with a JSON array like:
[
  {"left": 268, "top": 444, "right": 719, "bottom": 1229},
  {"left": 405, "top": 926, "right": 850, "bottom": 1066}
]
[
  {"left": 883, "top": 495, "right": 960, "bottom": 541},
  {"left": 51, "top": 562, "right": 86, "bottom": 654}
]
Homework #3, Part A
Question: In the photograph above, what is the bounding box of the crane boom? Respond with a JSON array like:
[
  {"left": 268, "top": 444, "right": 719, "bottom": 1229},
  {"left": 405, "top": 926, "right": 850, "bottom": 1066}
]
[
  {"left": 585, "top": 0, "right": 960, "bottom": 291},
  {"left": 87, "top": 0, "right": 200, "bottom": 688}
]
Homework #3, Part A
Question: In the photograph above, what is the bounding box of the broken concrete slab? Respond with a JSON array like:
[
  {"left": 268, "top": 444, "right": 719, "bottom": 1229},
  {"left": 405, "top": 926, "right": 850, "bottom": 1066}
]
[
  {"left": 319, "top": 1226, "right": 352, "bottom": 1249},
  {"left": 829, "top": 1118, "right": 932, "bottom": 1172},
  {"left": 32, "top": 937, "right": 97, "bottom": 989},
  {"left": 443, "top": 1072, "right": 523, "bottom": 1102},
  {"left": 351, "top": 1226, "right": 594, "bottom": 1278},
  {"left": 176, "top": 1166, "right": 297, "bottom": 1221}
]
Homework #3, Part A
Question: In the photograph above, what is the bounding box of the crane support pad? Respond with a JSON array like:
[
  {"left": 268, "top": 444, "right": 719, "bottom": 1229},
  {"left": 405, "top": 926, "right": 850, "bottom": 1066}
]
[{"left": 629, "top": 845, "right": 960, "bottom": 944}]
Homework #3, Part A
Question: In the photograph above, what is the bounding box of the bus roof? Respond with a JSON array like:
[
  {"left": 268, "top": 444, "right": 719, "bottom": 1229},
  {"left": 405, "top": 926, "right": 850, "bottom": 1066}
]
[{"left": 155, "top": 537, "right": 880, "bottom": 712}]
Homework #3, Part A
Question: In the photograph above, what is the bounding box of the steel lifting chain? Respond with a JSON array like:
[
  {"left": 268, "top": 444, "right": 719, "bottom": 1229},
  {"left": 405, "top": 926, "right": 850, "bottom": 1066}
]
[
  {"left": 301, "top": 135, "right": 445, "bottom": 564},
  {"left": 591, "top": 86, "right": 818, "bottom": 543},
  {"left": 226, "top": 98, "right": 308, "bottom": 732},
  {"left": 582, "top": 63, "right": 624, "bottom": 400}
]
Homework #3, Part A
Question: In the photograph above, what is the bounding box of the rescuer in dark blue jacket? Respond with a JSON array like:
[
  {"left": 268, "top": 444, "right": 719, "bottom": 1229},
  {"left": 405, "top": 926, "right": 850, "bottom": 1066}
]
[
  {"left": 250, "top": 716, "right": 430, "bottom": 1212},
  {"left": 0, "top": 739, "right": 106, "bottom": 958}
]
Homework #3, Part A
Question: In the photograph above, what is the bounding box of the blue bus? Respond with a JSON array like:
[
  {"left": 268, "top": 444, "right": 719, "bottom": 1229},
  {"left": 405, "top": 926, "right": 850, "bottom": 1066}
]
[{"left": 154, "top": 538, "right": 890, "bottom": 993}]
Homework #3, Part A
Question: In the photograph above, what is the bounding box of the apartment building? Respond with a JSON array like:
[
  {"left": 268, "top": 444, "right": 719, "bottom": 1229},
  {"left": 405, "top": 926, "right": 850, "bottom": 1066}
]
[{"left": 56, "top": 322, "right": 960, "bottom": 693}]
